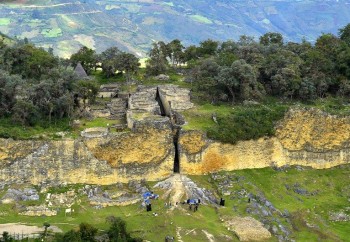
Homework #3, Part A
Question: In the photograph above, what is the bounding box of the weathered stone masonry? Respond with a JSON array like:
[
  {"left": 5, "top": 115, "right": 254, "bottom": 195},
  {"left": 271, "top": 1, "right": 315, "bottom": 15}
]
[{"left": 1, "top": 98, "right": 350, "bottom": 186}]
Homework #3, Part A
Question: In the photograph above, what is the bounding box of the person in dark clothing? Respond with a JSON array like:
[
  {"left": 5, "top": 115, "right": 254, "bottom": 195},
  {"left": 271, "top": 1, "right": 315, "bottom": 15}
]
[{"left": 195, "top": 203, "right": 198, "bottom": 212}]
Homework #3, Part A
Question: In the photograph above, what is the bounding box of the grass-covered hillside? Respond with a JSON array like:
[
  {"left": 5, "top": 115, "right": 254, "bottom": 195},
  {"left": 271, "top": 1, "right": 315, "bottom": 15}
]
[{"left": 0, "top": 165, "right": 349, "bottom": 241}]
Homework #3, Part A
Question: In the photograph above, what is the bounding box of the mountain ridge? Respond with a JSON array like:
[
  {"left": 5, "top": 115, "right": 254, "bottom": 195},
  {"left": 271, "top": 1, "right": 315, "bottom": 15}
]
[{"left": 1, "top": 0, "right": 350, "bottom": 57}]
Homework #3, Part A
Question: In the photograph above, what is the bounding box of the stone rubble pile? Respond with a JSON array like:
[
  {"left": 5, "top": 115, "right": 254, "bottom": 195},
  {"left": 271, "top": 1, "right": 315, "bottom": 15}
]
[{"left": 1, "top": 188, "right": 39, "bottom": 204}]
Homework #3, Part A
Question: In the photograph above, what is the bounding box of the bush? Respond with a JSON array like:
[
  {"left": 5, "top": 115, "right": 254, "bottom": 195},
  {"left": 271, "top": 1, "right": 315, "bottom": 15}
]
[{"left": 207, "top": 105, "right": 287, "bottom": 144}]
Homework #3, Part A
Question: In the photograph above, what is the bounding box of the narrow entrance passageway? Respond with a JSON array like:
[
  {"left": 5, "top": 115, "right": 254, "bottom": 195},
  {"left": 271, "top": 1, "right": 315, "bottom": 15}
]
[
  {"left": 173, "top": 132, "right": 180, "bottom": 173},
  {"left": 156, "top": 87, "right": 166, "bottom": 116},
  {"left": 155, "top": 87, "right": 181, "bottom": 173}
]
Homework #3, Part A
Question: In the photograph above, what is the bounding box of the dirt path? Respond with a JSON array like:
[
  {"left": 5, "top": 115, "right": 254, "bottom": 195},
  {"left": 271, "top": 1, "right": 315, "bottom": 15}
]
[
  {"left": 202, "top": 229, "right": 216, "bottom": 242},
  {"left": 170, "top": 174, "right": 187, "bottom": 206},
  {"left": 0, "top": 223, "right": 62, "bottom": 235},
  {"left": 14, "top": 3, "right": 79, "bottom": 8},
  {"left": 176, "top": 227, "right": 184, "bottom": 242},
  {"left": 155, "top": 174, "right": 188, "bottom": 210}
]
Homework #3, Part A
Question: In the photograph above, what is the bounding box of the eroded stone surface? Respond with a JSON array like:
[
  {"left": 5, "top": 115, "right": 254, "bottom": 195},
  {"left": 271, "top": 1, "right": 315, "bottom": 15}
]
[
  {"left": 1, "top": 108, "right": 350, "bottom": 185},
  {"left": 158, "top": 85, "right": 194, "bottom": 111},
  {"left": 224, "top": 216, "right": 272, "bottom": 241},
  {"left": 276, "top": 108, "right": 350, "bottom": 151}
]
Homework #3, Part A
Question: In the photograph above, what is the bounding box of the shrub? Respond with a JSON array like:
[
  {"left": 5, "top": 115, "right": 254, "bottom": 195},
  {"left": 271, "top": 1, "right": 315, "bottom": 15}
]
[{"left": 207, "top": 106, "right": 287, "bottom": 144}]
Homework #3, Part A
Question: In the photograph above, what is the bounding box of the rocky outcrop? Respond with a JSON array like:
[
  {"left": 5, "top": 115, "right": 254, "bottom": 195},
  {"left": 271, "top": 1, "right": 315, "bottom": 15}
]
[
  {"left": 1, "top": 108, "right": 350, "bottom": 185},
  {"left": 179, "top": 108, "right": 350, "bottom": 174},
  {"left": 276, "top": 108, "right": 350, "bottom": 151},
  {"left": 0, "top": 125, "right": 174, "bottom": 186}
]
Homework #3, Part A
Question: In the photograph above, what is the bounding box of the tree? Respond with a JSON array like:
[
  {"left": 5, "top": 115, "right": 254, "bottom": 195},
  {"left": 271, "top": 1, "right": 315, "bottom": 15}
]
[
  {"left": 2, "top": 231, "right": 13, "bottom": 242},
  {"left": 116, "top": 52, "right": 140, "bottom": 82},
  {"left": 11, "top": 100, "right": 38, "bottom": 126},
  {"left": 75, "top": 79, "right": 99, "bottom": 108},
  {"left": 315, "top": 33, "right": 342, "bottom": 62},
  {"left": 3, "top": 44, "right": 57, "bottom": 79},
  {"left": 217, "top": 67, "right": 239, "bottom": 103},
  {"left": 260, "top": 32, "right": 283, "bottom": 46},
  {"left": 70, "top": 46, "right": 97, "bottom": 75},
  {"left": 298, "top": 78, "right": 316, "bottom": 100},
  {"left": 271, "top": 68, "right": 301, "bottom": 99},
  {"left": 262, "top": 49, "right": 303, "bottom": 95},
  {"left": 108, "top": 217, "right": 128, "bottom": 242},
  {"left": 336, "top": 45, "right": 350, "bottom": 79},
  {"left": 99, "top": 47, "right": 122, "bottom": 78},
  {"left": 191, "top": 58, "right": 220, "bottom": 102},
  {"left": 146, "top": 42, "right": 169, "bottom": 75},
  {"left": 62, "top": 230, "right": 82, "bottom": 242},
  {"left": 79, "top": 223, "right": 97, "bottom": 242},
  {"left": 107, "top": 216, "right": 142, "bottom": 242},
  {"left": 198, "top": 39, "right": 219, "bottom": 57},
  {"left": 238, "top": 35, "right": 256, "bottom": 46},
  {"left": 167, "top": 39, "right": 185, "bottom": 66},
  {"left": 339, "top": 23, "right": 350, "bottom": 46},
  {"left": 338, "top": 79, "right": 350, "bottom": 97},
  {"left": 0, "top": 71, "right": 22, "bottom": 117},
  {"left": 286, "top": 39, "right": 312, "bottom": 55},
  {"left": 230, "top": 59, "right": 263, "bottom": 101},
  {"left": 183, "top": 45, "right": 199, "bottom": 62},
  {"left": 43, "top": 222, "right": 51, "bottom": 240},
  {"left": 219, "top": 40, "right": 238, "bottom": 54}
]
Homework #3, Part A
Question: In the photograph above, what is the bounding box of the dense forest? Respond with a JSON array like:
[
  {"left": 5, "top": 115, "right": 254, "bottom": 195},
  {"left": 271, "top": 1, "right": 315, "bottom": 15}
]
[
  {"left": 146, "top": 24, "right": 350, "bottom": 103},
  {"left": 0, "top": 24, "right": 350, "bottom": 131}
]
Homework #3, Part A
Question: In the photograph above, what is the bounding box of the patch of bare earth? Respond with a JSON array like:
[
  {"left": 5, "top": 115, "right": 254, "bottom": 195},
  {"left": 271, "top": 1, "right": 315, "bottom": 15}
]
[
  {"left": 0, "top": 223, "right": 62, "bottom": 236},
  {"left": 223, "top": 216, "right": 271, "bottom": 241}
]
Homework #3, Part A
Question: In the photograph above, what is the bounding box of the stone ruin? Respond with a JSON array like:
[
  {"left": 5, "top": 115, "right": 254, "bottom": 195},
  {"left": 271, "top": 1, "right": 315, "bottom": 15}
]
[
  {"left": 81, "top": 127, "right": 109, "bottom": 138},
  {"left": 98, "top": 83, "right": 119, "bottom": 98},
  {"left": 88, "top": 83, "right": 194, "bottom": 132},
  {"left": 158, "top": 84, "right": 194, "bottom": 111},
  {"left": 126, "top": 85, "right": 194, "bottom": 129}
]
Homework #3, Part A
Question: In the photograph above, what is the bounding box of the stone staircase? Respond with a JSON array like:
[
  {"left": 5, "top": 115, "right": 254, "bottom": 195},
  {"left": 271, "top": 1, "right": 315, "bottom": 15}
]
[
  {"left": 107, "top": 98, "right": 128, "bottom": 121},
  {"left": 128, "top": 87, "right": 160, "bottom": 114}
]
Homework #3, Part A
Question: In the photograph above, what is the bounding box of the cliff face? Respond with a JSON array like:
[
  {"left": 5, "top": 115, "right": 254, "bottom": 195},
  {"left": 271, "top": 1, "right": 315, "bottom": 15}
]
[
  {"left": 1, "top": 108, "right": 350, "bottom": 185},
  {"left": 0, "top": 126, "right": 174, "bottom": 186},
  {"left": 275, "top": 108, "right": 350, "bottom": 151},
  {"left": 179, "top": 108, "right": 350, "bottom": 175}
]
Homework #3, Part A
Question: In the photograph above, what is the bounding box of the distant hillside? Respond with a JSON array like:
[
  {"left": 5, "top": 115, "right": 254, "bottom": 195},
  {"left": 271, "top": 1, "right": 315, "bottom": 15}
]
[
  {"left": 1, "top": 0, "right": 350, "bottom": 57},
  {"left": 0, "top": 31, "right": 14, "bottom": 45}
]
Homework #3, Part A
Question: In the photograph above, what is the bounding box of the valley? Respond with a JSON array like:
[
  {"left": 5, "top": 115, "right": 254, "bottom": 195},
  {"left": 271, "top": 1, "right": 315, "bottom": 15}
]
[{"left": 1, "top": 0, "right": 350, "bottom": 57}]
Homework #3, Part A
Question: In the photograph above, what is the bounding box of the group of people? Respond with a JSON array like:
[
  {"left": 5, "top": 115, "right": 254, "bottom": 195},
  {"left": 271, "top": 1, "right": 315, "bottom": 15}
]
[{"left": 187, "top": 199, "right": 201, "bottom": 212}]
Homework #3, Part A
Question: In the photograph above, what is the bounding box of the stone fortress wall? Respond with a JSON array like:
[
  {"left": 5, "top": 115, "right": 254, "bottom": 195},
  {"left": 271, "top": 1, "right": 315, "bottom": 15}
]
[{"left": 1, "top": 84, "right": 350, "bottom": 186}]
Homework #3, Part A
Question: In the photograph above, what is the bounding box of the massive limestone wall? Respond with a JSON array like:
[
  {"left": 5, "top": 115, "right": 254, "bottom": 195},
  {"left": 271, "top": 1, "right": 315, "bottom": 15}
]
[
  {"left": 179, "top": 108, "right": 350, "bottom": 175},
  {"left": 0, "top": 124, "right": 174, "bottom": 186},
  {"left": 1, "top": 108, "right": 350, "bottom": 185}
]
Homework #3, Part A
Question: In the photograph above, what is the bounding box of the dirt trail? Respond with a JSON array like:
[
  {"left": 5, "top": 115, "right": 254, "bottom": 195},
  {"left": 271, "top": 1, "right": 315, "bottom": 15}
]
[
  {"left": 154, "top": 174, "right": 188, "bottom": 210},
  {"left": 0, "top": 223, "right": 62, "bottom": 235},
  {"left": 170, "top": 174, "right": 187, "bottom": 205},
  {"left": 202, "top": 229, "right": 216, "bottom": 242},
  {"left": 154, "top": 173, "right": 217, "bottom": 209},
  {"left": 14, "top": 3, "right": 79, "bottom": 8},
  {"left": 176, "top": 227, "right": 184, "bottom": 242}
]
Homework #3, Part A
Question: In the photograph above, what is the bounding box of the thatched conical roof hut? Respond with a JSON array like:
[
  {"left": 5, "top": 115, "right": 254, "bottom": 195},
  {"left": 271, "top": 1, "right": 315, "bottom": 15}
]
[{"left": 74, "top": 62, "right": 88, "bottom": 78}]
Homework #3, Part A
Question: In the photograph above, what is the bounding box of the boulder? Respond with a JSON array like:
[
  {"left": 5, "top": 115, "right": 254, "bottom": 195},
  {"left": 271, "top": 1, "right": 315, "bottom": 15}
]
[{"left": 155, "top": 74, "right": 170, "bottom": 81}]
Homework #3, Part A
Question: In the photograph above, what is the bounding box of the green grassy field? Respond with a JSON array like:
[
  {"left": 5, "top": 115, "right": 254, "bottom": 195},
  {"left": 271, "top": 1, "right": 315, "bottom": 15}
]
[{"left": 0, "top": 165, "right": 349, "bottom": 241}]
